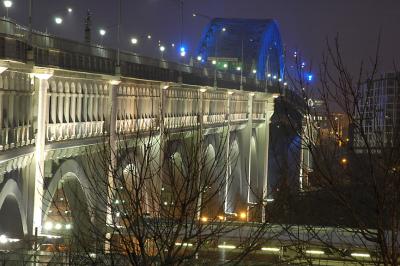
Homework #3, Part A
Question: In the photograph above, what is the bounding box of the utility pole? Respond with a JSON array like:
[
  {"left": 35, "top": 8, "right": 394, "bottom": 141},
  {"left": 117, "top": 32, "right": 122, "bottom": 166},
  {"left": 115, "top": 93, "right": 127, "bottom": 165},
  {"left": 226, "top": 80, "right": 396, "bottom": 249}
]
[{"left": 114, "top": 0, "right": 122, "bottom": 76}]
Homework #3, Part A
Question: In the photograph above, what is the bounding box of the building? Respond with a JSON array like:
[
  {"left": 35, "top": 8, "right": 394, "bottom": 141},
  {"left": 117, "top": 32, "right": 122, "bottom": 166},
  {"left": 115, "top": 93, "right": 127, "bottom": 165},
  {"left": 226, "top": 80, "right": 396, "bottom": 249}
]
[{"left": 354, "top": 73, "right": 400, "bottom": 152}]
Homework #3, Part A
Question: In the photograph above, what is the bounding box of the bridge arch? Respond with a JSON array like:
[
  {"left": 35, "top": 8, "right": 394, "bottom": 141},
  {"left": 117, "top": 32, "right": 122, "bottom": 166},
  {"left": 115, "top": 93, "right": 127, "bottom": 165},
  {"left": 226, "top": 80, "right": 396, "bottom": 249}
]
[
  {"left": 197, "top": 18, "right": 284, "bottom": 85},
  {"left": 0, "top": 179, "right": 27, "bottom": 236},
  {"left": 43, "top": 159, "right": 93, "bottom": 234}
]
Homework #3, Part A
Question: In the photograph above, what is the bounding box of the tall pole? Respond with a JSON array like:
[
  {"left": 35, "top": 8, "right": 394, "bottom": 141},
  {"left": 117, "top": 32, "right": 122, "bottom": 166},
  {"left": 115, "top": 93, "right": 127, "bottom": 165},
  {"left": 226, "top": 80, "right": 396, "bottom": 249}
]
[
  {"left": 116, "top": 0, "right": 121, "bottom": 74},
  {"left": 240, "top": 38, "right": 244, "bottom": 91},
  {"left": 28, "top": 0, "right": 32, "bottom": 46},
  {"left": 180, "top": 0, "right": 183, "bottom": 49}
]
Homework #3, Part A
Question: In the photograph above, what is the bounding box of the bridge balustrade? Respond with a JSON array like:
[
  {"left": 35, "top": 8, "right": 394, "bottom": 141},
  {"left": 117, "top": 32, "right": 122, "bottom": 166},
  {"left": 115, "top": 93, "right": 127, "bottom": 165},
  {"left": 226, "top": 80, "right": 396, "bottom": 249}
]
[{"left": 0, "top": 70, "right": 34, "bottom": 150}]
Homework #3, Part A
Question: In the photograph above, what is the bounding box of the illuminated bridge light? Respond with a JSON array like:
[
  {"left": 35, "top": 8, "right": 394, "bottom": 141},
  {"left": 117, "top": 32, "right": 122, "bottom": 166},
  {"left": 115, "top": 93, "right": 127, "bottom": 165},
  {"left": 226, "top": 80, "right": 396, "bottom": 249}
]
[
  {"left": 306, "top": 250, "right": 325, "bottom": 255},
  {"left": 261, "top": 247, "right": 280, "bottom": 252},
  {"left": 175, "top": 242, "right": 193, "bottom": 247},
  {"left": 218, "top": 244, "right": 236, "bottom": 249},
  {"left": 351, "top": 252, "right": 370, "bottom": 258}
]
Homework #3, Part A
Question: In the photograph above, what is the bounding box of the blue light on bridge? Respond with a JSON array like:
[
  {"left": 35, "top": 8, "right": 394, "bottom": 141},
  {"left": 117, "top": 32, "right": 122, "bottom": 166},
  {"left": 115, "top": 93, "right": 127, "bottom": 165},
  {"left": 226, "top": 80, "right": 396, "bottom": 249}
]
[
  {"left": 180, "top": 46, "right": 186, "bottom": 57},
  {"left": 307, "top": 74, "right": 313, "bottom": 82}
]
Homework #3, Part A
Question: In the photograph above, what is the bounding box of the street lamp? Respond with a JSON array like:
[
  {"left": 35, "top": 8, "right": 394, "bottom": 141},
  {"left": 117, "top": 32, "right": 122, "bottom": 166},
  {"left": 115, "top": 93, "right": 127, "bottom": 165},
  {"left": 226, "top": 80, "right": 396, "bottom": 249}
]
[
  {"left": 131, "top": 38, "right": 138, "bottom": 45},
  {"left": 99, "top": 29, "right": 106, "bottom": 36},
  {"left": 54, "top": 17, "right": 63, "bottom": 25},
  {"left": 160, "top": 45, "right": 166, "bottom": 59},
  {"left": 3, "top": 0, "right": 12, "bottom": 18},
  {"left": 67, "top": 7, "right": 73, "bottom": 13}
]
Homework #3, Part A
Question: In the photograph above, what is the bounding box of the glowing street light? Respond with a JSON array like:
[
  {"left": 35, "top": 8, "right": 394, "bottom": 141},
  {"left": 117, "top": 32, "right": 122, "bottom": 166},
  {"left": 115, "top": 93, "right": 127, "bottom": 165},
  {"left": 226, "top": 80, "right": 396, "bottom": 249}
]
[
  {"left": 67, "top": 7, "right": 72, "bottom": 13},
  {"left": 180, "top": 47, "right": 186, "bottom": 57},
  {"left": 54, "top": 17, "right": 63, "bottom": 25},
  {"left": 252, "top": 69, "right": 257, "bottom": 74},
  {"left": 222, "top": 27, "right": 226, "bottom": 32},
  {"left": 131, "top": 38, "right": 138, "bottom": 45},
  {"left": 3, "top": 0, "right": 12, "bottom": 18},
  {"left": 99, "top": 29, "right": 106, "bottom": 36},
  {"left": 147, "top": 34, "right": 152, "bottom": 39},
  {"left": 160, "top": 45, "right": 166, "bottom": 59},
  {"left": 197, "top": 55, "right": 202, "bottom": 61},
  {"left": 0, "top": 235, "right": 7, "bottom": 244},
  {"left": 212, "top": 60, "right": 217, "bottom": 65},
  {"left": 44, "top": 221, "right": 53, "bottom": 230},
  {"left": 236, "top": 66, "right": 241, "bottom": 71}
]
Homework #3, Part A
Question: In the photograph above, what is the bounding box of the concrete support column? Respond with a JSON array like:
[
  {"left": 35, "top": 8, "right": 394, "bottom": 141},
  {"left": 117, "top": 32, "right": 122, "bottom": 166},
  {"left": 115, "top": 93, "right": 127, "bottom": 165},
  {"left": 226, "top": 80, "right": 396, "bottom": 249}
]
[
  {"left": 261, "top": 95, "right": 276, "bottom": 223},
  {"left": 31, "top": 69, "right": 53, "bottom": 235},
  {"left": 105, "top": 78, "right": 120, "bottom": 251},
  {"left": 224, "top": 91, "right": 233, "bottom": 214},
  {"left": 157, "top": 83, "right": 168, "bottom": 215},
  {"left": 246, "top": 93, "right": 255, "bottom": 218},
  {"left": 196, "top": 87, "right": 206, "bottom": 219}
]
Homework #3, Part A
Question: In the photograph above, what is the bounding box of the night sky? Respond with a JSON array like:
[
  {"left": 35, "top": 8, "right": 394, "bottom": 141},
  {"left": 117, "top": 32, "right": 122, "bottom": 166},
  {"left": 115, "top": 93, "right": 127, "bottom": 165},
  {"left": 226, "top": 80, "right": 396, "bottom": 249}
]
[{"left": 7, "top": 0, "right": 400, "bottom": 75}]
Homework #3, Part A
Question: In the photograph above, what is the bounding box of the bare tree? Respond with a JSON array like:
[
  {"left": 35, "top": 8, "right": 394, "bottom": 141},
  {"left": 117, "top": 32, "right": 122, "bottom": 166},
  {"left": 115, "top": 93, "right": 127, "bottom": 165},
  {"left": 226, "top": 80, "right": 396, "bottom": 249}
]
[
  {"left": 268, "top": 36, "right": 400, "bottom": 265},
  {"left": 41, "top": 94, "right": 283, "bottom": 265}
]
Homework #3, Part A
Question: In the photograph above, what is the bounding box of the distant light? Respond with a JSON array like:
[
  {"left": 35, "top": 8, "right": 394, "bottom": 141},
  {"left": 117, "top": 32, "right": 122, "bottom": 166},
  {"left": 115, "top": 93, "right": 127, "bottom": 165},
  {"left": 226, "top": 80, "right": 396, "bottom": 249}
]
[
  {"left": 239, "top": 212, "right": 246, "bottom": 219},
  {"left": 171, "top": 43, "right": 175, "bottom": 47},
  {"left": 3, "top": 1, "right": 12, "bottom": 8},
  {"left": 306, "top": 250, "right": 325, "bottom": 255},
  {"left": 192, "top": 13, "right": 197, "bottom": 17},
  {"left": 307, "top": 74, "right": 313, "bottom": 81},
  {"left": 44, "top": 222, "right": 53, "bottom": 230},
  {"left": 236, "top": 66, "right": 241, "bottom": 71},
  {"left": 201, "top": 216, "right": 208, "bottom": 222},
  {"left": 218, "top": 244, "right": 236, "bottom": 249},
  {"left": 273, "top": 75, "right": 277, "bottom": 79},
  {"left": 180, "top": 47, "right": 186, "bottom": 57},
  {"left": 55, "top": 223, "right": 62, "bottom": 230},
  {"left": 222, "top": 27, "right": 226, "bottom": 32},
  {"left": 351, "top": 252, "right": 370, "bottom": 258},
  {"left": 131, "top": 38, "right": 138, "bottom": 45},
  {"left": 54, "top": 17, "right": 63, "bottom": 24},
  {"left": 114, "top": 199, "right": 120, "bottom": 204},
  {"left": 261, "top": 247, "right": 280, "bottom": 252},
  {"left": 267, "top": 73, "right": 271, "bottom": 78},
  {"left": 175, "top": 242, "right": 193, "bottom": 247},
  {"left": 252, "top": 69, "right": 257, "bottom": 74},
  {"left": 212, "top": 60, "right": 217, "bottom": 65},
  {"left": 99, "top": 29, "right": 106, "bottom": 36},
  {"left": 278, "top": 78, "right": 282, "bottom": 82},
  {"left": 223, "top": 63, "right": 228, "bottom": 68},
  {"left": 0, "top": 235, "right": 7, "bottom": 244},
  {"left": 341, "top": 157, "right": 348, "bottom": 164},
  {"left": 197, "top": 55, "right": 202, "bottom": 61},
  {"left": 67, "top": 7, "right": 72, "bottom": 13},
  {"left": 266, "top": 198, "right": 275, "bottom": 202},
  {"left": 147, "top": 35, "right": 152, "bottom": 39},
  {"left": 283, "top": 82, "right": 288, "bottom": 86},
  {"left": 218, "top": 215, "right": 224, "bottom": 221},
  {"left": 116, "top": 212, "right": 121, "bottom": 217},
  {"left": 65, "top": 224, "right": 72, "bottom": 230},
  {"left": 301, "top": 62, "right": 306, "bottom": 68}
]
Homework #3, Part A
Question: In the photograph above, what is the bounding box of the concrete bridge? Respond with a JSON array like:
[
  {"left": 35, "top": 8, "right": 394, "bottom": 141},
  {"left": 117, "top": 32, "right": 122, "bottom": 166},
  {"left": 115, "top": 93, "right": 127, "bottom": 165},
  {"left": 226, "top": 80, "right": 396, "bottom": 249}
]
[{"left": 0, "top": 17, "right": 283, "bottom": 240}]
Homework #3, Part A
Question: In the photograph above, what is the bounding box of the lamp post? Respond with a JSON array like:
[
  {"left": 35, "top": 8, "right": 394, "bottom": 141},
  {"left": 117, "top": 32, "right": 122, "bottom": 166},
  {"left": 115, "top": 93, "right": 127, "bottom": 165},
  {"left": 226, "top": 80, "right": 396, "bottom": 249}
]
[
  {"left": 99, "top": 28, "right": 106, "bottom": 45},
  {"left": 160, "top": 45, "right": 166, "bottom": 60},
  {"left": 3, "top": 0, "right": 12, "bottom": 18}
]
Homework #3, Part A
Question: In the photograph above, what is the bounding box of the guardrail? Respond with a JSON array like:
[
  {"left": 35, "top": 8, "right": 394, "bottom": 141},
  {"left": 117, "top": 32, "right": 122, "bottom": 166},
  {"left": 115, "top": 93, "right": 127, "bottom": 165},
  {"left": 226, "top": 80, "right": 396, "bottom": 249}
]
[{"left": 0, "top": 17, "right": 281, "bottom": 93}]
